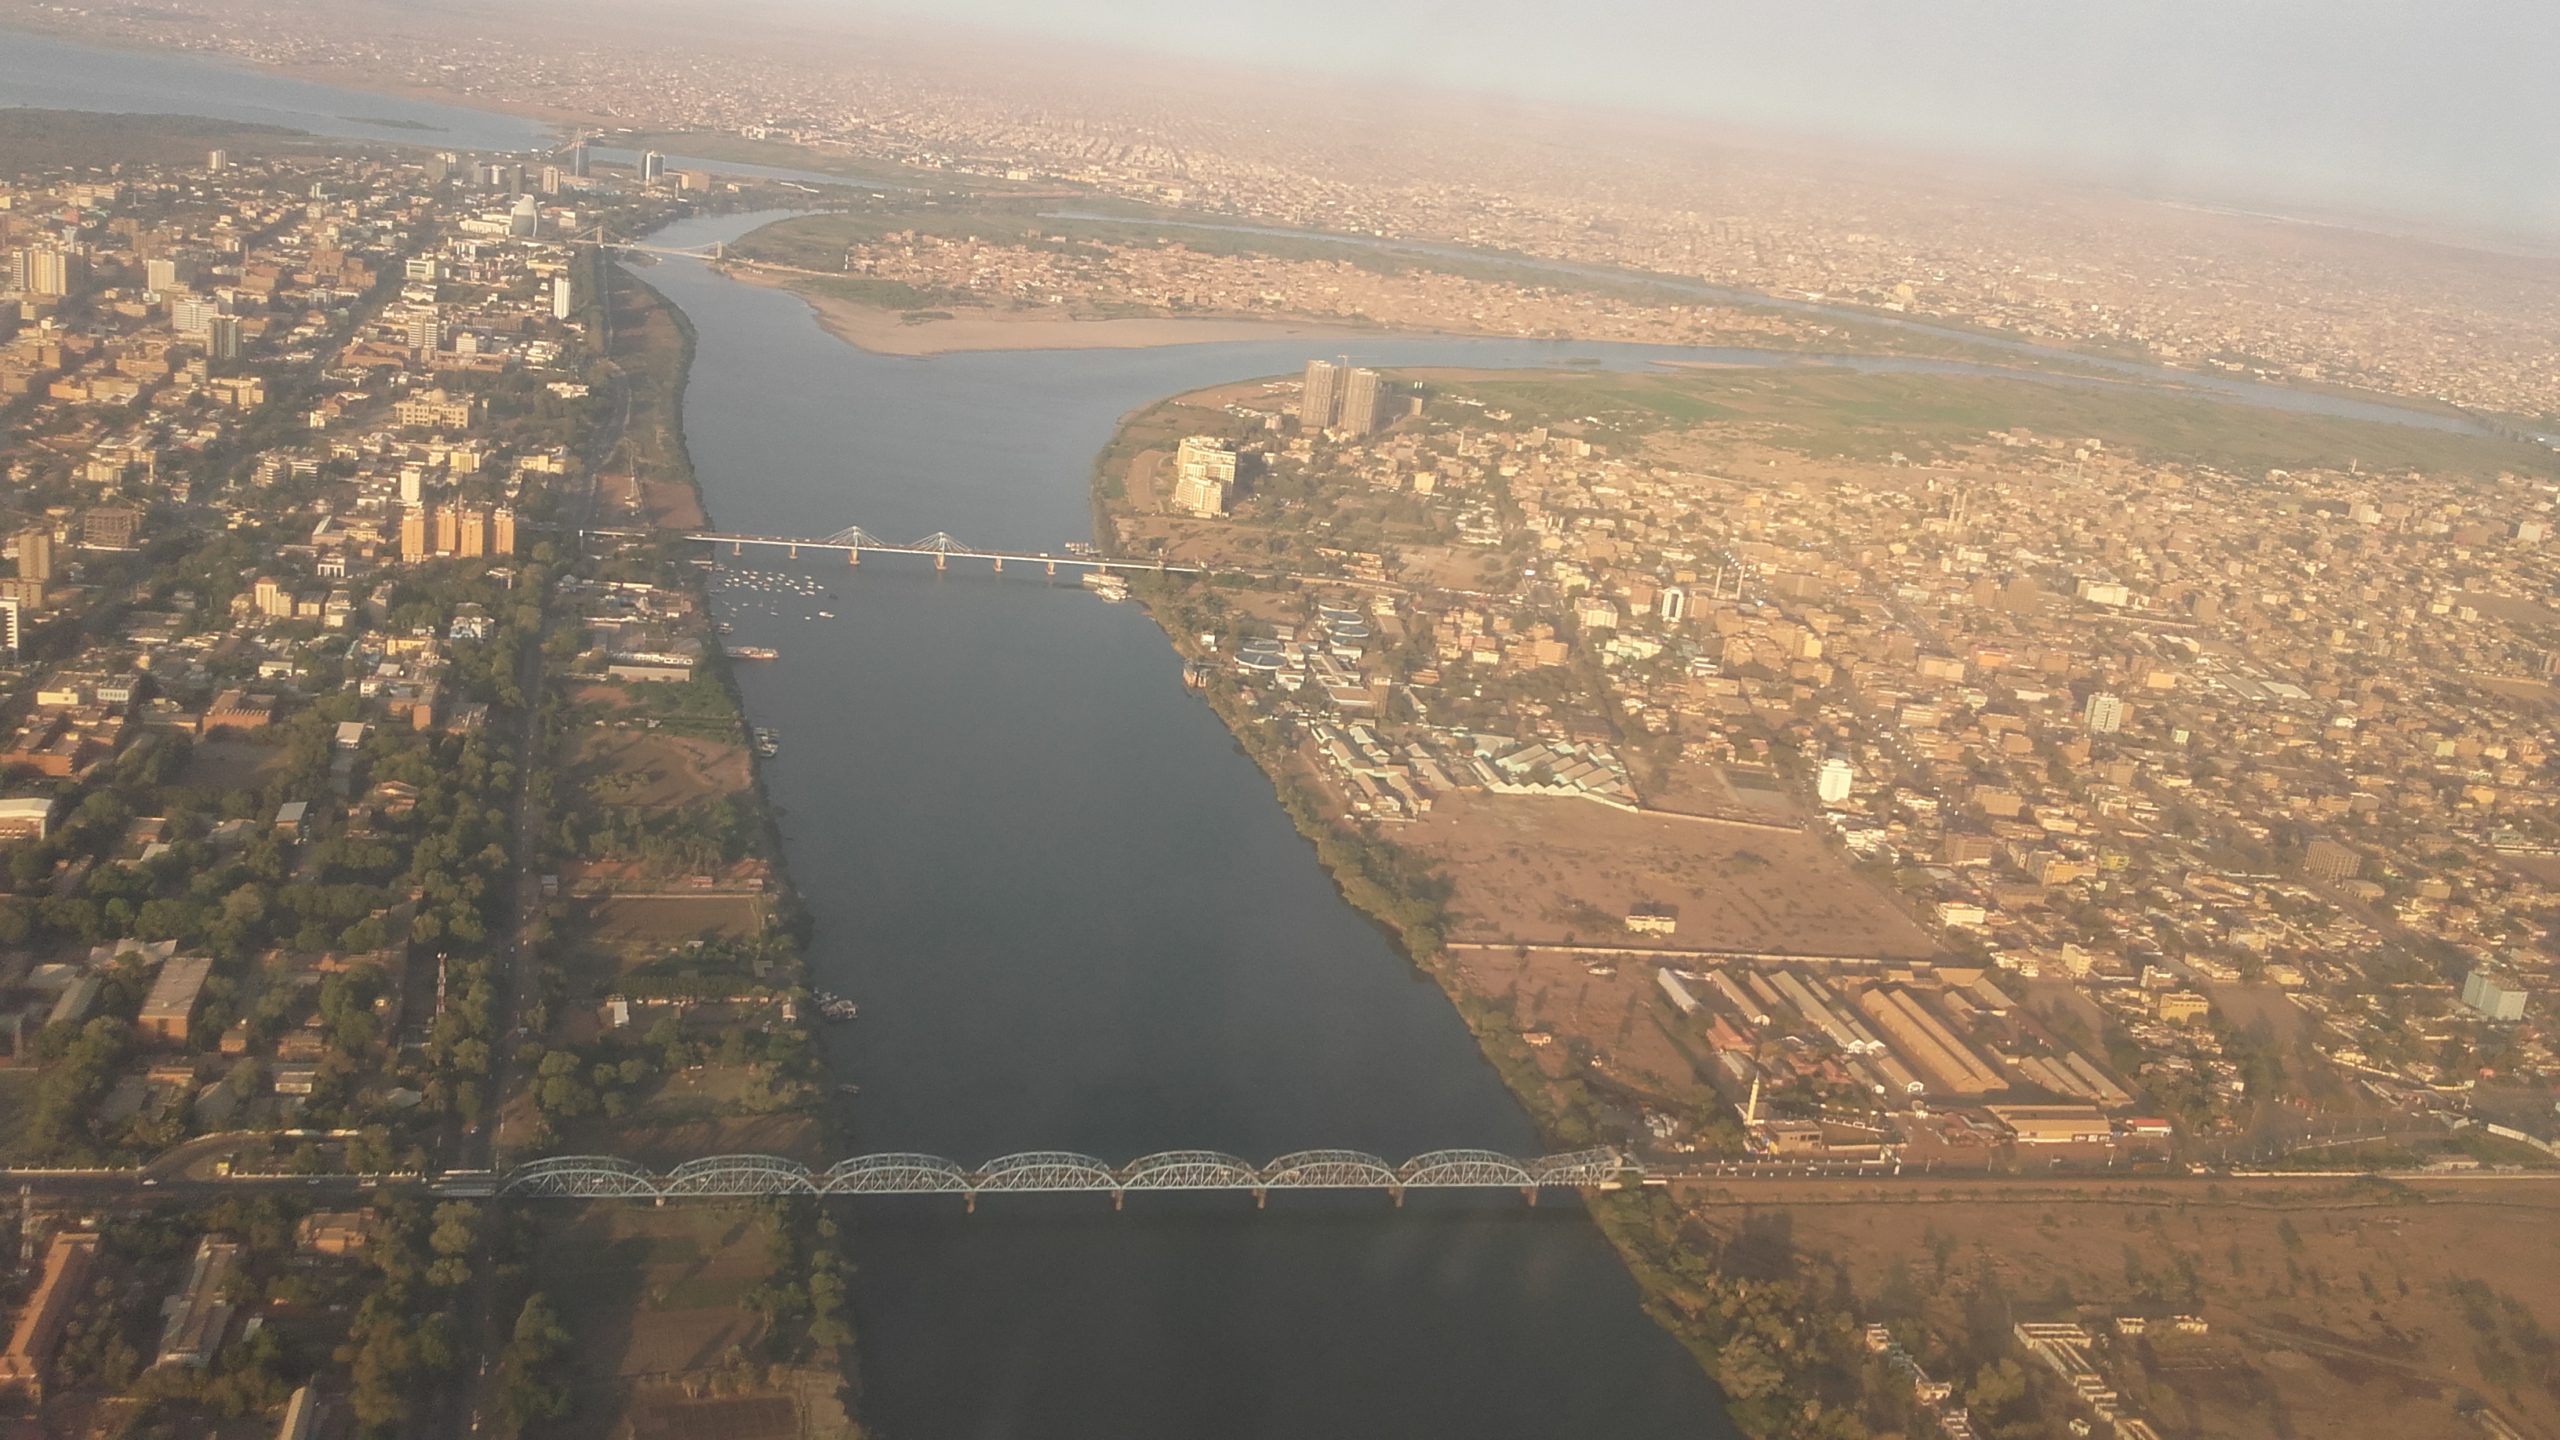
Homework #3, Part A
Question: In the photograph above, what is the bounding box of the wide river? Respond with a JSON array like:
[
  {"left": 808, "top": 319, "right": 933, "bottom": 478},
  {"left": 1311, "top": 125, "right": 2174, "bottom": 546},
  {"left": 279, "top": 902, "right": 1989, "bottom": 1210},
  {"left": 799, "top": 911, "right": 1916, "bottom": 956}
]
[
  {"left": 643, "top": 209, "right": 1747, "bottom": 1439},
  {"left": 0, "top": 41, "right": 2511, "bottom": 1433},
  {"left": 644, "top": 196, "right": 2488, "bottom": 1434}
]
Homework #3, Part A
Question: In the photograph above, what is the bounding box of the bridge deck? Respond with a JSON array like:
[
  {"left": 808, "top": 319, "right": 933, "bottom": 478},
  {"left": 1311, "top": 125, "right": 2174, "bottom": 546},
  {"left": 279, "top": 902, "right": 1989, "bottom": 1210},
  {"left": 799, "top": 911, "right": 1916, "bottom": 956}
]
[{"left": 500, "top": 1148, "right": 1631, "bottom": 1201}]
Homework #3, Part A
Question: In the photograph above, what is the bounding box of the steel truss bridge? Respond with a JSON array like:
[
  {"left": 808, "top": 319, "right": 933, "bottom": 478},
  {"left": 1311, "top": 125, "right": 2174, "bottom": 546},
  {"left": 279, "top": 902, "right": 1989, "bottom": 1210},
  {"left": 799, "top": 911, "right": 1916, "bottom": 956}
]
[
  {"left": 686, "top": 527, "right": 1209, "bottom": 578},
  {"left": 499, "top": 1148, "right": 1631, "bottom": 1209}
]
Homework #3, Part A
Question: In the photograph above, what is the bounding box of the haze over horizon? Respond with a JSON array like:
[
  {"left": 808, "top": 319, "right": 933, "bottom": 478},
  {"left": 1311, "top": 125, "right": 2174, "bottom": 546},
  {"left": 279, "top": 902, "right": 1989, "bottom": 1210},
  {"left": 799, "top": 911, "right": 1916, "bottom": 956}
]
[{"left": 790, "top": 0, "right": 2560, "bottom": 237}]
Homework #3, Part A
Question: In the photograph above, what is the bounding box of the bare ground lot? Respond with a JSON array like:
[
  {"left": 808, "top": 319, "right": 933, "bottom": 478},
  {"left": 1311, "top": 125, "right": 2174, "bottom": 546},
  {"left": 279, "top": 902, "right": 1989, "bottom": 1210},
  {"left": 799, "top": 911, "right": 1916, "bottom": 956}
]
[
  {"left": 576, "top": 894, "right": 769, "bottom": 947},
  {"left": 534, "top": 1206, "right": 778, "bottom": 1439},
  {"left": 1404, "top": 791, "right": 1938, "bottom": 958},
  {"left": 570, "top": 729, "right": 752, "bottom": 812},
  {"left": 595, "top": 470, "right": 707, "bottom": 531},
  {"left": 179, "top": 737, "right": 288, "bottom": 791},
  {"left": 1450, "top": 945, "right": 1711, "bottom": 1106},
  {"left": 1669, "top": 1175, "right": 2560, "bottom": 1440}
]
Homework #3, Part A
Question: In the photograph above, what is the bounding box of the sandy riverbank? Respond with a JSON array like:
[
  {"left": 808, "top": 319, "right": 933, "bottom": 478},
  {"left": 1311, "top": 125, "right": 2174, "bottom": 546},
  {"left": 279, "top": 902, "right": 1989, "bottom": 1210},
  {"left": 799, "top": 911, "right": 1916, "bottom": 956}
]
[{"left": 731, "top": 266, "right": 1392, "bottom": 357}]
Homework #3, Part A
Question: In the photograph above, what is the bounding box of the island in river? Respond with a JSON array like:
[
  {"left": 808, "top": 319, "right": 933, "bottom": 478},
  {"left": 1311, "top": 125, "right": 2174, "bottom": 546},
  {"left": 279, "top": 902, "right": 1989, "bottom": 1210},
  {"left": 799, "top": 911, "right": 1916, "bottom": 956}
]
[{"left": 725, "top": 264, "right": 1391, "bottom": 357}]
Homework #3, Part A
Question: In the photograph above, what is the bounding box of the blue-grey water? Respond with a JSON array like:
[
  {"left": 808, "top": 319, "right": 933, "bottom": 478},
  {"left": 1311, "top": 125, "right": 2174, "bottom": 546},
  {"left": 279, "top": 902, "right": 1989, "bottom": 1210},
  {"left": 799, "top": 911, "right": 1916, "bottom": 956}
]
[
  {"left": 0, "top": 32, "right": 2506, "bottom": 1432},
  {"left": 0, "top": 30, "right": 555, "bottom": 151},
  {"left": 0, "top": 30, "right": 874, "bottom": 187},
  {"left": 643, "top": 210, "right": 1742, "bottom": 1439}
]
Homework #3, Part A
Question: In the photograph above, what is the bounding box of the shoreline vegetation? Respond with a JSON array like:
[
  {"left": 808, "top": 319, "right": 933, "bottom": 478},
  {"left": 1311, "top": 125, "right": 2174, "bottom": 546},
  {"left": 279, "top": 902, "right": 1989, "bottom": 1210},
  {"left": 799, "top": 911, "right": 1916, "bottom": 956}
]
[{"left": 536, "top": 248, "right": 863, "bottom": 1439}]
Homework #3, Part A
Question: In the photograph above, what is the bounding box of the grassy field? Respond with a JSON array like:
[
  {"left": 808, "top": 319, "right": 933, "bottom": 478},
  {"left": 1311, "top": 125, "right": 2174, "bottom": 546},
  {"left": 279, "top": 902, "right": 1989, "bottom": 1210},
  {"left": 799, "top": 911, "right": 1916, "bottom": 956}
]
[
  {"left": 0, "top": 109, "right": 315, "bottom": 175},
  {"left": 0, "top": 1070, "right": 36, "bottom": 1161},
  {"left": 1423, "top": 365, "right": 2559, "bottom": 476}
]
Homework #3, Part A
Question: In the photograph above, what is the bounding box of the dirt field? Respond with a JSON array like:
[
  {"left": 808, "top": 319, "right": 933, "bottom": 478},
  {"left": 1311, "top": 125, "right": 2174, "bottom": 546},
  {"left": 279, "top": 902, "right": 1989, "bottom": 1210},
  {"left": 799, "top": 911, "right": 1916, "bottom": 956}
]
[
  {"left": 1405, "top": 791, "right": 1938, "bottom": 958},
  {"left": 1449, "top": 945, "right": 1715, "bottom": 1109},
  {"left": 535, "top": 1207, "right": 777, "bottom": 1438},
  {"left": 571, "top": 729, "right": 752, "bottom": 812},
  {"left": 1675, "top": 1175, "right": 2560, "bottom": 1440},
  {"left": 180, "top": 737, "right": 287, "bottom": 791},
  {"left": 578, "top": 894, "right": 769, "bottom": 947},
  {"left": 595, "top": 470, "right": 708, "bottom": 531}
]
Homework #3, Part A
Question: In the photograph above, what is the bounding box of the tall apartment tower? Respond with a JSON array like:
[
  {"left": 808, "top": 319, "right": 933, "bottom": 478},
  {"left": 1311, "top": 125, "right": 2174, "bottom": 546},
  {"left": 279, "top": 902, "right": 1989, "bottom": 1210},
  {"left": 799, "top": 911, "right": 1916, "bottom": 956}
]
[
  {"left": 551, "top": 274, "right": 575, "bottom": 322},
  {"left": 1299, "top": 359, "right": 1341, "bottom": 432},
  {"left": 491, "top": 506, "right": 517, "bottom": 557},
  {"left": 454, "top": 506, "right": 489, "bottom": 558},
  {"left": 639, "top": 151, "right": 667, "bottom": 184},
  {"left": 205, "top": 315, "right": 243, "bottom": 363},
  {"left": 26, "top": 248, "right": 82, "bottom": 298},
  {"left": 15, "top": 529, "right": 52, "bottom": 584},
  {"left": 1170, "top": 437, "right": 1238, "bottom": 517},
  {"left": 433, "top": 505, "right": 461, "bottom": 556},
  {"left": 1337, "top": 367, "right": 1385, "bottom": 438},
  {"left": 400, "top": 506, "right": 429, "bottom": 562},
  {"left": 0, "top": 597, "right": 20, "bottom": 659},
  {"left": 2084, "top": 691, "right": 2125, "bottom": 734}
]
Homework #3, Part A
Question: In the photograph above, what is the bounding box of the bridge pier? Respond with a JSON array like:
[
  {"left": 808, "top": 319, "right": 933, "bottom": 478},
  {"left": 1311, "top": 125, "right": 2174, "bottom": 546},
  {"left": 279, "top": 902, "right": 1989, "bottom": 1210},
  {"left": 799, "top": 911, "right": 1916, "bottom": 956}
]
[
  {"left": 788, "top": 545, "right": 799, "bottom": 560},
  {"left": 992, "top": 556, "right": 1003, "bottom": 574},
  {"left": 1252, "top": 1187, "right": 1266, "bottom": 1209},
  {"left": 1111, "top": 1189, "right": 1123, "bottom": 1211},
  {"left": 964, "top": 1191, "right": 976, "bottom": 1215},
  {"left": 731, "top": 542, "right": 742, "bottom": 556},
  {"left": 1046, "top": 559, "right": 1056, "bottom": 577},
  {"left": 1522, "top": 1187, "right": 1538, "bottom": 1207},
  {"left": 1390, "top": 1186, "right": 1404, "bottom": 1209},
  {"left": 935, "top": 553, "right": 947, "bottom": 572},
  {"left": 848, "top": 547, "right": 859, "bottom": 565}
]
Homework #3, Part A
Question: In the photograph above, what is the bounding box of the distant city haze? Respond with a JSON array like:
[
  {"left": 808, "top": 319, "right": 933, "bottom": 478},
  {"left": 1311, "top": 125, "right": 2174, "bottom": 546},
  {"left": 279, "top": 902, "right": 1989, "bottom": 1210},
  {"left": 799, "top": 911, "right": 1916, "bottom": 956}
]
[{"left": 800, "top": 0, "right": 2560, "bottom": 235}]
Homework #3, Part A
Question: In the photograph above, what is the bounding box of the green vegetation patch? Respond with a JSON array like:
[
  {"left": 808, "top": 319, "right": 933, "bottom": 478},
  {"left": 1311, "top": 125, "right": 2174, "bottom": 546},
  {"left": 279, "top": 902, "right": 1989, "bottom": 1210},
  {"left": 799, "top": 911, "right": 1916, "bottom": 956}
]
[
  {"left": 1436, "top": 365, "right": 2559, "bottom": 476},
  {"left": 0, "top": 109, "right": 312, "bottom": 176}
]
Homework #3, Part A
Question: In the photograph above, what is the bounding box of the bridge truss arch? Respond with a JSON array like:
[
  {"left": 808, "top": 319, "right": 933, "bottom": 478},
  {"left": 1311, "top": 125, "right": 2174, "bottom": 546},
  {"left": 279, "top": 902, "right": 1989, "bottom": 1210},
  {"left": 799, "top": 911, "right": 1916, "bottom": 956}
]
[
  {"left": 974, "top": 1151, "right": 1121, "bottom": 1193},
  {"left": 662, "top": 1154, "right": 819, "bottom": 1197},
  {"left": 821, "top": 1153, "right": 970, "bottom": 1195},
  {"left": 498, "top": 1155, "right": 661, "bottom": 1199},
  {"left": 1528, "top": 1148, "right": 1626, "bottom": 1186},
  {"left": 486, "top": 1146, "right": 1639, "bottom": 1202},
  {"left": 1260, "top": 1149, "right": 1402, "bottom": 1190},
  {"left": 1398, "top": 1149, "right": 1538, "bottom": 1189},
  {"left": 1120, "top": 1150, "right": 1261, "bottom": 1191}
]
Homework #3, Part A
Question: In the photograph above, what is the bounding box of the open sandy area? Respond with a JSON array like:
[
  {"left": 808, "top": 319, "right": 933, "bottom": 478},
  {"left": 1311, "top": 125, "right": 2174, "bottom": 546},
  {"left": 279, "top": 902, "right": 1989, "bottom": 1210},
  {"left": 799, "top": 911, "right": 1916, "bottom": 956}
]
[
  {"left": 1407, "top": 791, "right": 1939, "bottom": 959},
  {"left": 733, "top": 266, "right": 1383, "bottom": 356},
  {"left": 1676, "top": 1174, "right": 2560, "bottom": 1440}
]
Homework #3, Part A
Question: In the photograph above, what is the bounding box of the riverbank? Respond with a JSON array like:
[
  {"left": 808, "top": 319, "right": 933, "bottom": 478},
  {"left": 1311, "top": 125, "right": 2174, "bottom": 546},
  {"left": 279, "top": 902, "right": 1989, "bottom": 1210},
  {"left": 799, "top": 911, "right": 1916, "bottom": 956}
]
[
  {"left": 726, "top": 265, "right": 1390, "bottom": 357},
  {"left": 512, "top": 249, "right": 862, "bottom": 1440}
]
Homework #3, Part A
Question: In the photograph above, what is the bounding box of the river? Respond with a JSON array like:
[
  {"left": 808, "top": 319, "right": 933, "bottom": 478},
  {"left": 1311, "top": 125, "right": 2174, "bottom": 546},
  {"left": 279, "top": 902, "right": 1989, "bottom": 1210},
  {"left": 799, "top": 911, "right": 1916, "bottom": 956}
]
[
  {"left": 642, "top": 208, "right": 1748, "bottom": 1439},
  {"left": 0, "top": 41, "right": 2497, "bottom": 1435}
]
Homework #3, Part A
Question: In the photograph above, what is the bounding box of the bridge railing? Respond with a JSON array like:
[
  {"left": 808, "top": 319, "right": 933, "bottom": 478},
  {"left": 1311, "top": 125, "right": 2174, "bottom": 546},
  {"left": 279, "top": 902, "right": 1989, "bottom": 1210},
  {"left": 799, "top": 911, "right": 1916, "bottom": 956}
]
[{"left": 491, "top": 1148, "right": 1632, "bottom": 1202}]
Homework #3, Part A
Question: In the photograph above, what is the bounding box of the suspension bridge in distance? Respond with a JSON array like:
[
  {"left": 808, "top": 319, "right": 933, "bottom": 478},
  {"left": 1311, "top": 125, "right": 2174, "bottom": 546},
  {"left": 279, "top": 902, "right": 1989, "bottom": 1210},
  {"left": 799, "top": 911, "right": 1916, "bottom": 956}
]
[
  {"left": 686, "top": 527, "right": 1211, "bottom": 577},
  {"left": 495, "top": 1147, "right": 1632, "bottom": 1210}
]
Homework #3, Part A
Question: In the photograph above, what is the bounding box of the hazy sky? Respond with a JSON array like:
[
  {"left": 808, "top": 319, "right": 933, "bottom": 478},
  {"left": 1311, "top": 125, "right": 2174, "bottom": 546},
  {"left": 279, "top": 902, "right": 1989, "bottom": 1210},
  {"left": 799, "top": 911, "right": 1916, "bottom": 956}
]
[{"left": 828, "top": 0, "right": 2560, "bottom": 235}]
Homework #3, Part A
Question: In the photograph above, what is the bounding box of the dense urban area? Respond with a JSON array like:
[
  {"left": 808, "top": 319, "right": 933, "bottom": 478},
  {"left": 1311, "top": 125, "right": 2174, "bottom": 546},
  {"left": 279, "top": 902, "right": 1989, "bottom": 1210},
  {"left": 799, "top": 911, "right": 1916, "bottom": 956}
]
[{"left": 0, "top": 4, "right": 2555, "bottom": 1440}]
